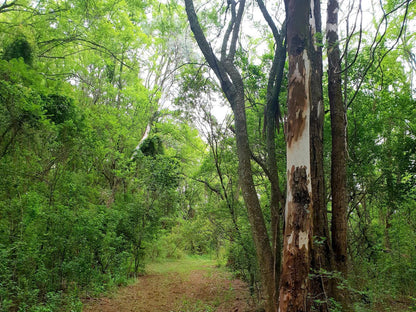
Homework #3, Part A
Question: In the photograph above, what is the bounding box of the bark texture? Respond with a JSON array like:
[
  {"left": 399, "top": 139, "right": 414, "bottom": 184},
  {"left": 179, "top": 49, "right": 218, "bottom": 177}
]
[
  {"left": 279, "top": 0, "right": 313, "bottom": 310},
  {"left": 327, "top": 0, "right": 348, "bottom": 278}
]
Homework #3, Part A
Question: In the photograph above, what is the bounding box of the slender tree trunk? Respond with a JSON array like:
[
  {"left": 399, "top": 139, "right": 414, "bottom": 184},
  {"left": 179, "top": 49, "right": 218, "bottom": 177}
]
[
  {"left": 184, "top": 1, "right": 277, "bottom": 310},
  {"left": 208, "top": 125, "right": 256, "bottom": 292},
  {"left": 233, "top": 89, "right": 278, "bottom": 312},
  {"left": 259, "top": 3, "right": 287, "bottom": 292},
  {"left": 266, "top": 104, "right": 283, "bottom": 296},
  {"left": 279, "top": 0, "right": 314, "bottom": 310},
  {"left": 327, "top": 0, "right": 348, "bottom": 278},
  {"left": 310, "top": 0, "right": 335, "bottom": 309}
]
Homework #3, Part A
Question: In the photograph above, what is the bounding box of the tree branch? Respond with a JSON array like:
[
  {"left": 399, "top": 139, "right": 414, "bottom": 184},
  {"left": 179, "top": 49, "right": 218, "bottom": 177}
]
[
  {"left": 184, "top": 0, "right": 235, "bottom": 102},
  {"left": 0, "top": 0, "right": 18, "bottom": 13},
  {"left": 228, "top": 0, "right": 245, "bottom": 62},
  {"left": 347, "top": 0, "right": 411, "bottom": 107},
  {"left": 186, "top": 175, "right": 224, "bottom": 200},
  {"left": 221, "top": 0, "right": 235, "bottom": 62},
  {"left": 256, "top": 0, "right": 280, "bottom": 43}
]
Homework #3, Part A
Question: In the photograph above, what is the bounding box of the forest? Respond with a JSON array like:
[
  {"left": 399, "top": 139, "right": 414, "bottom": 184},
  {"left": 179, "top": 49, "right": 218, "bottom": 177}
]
[{"left": 0, "top": 0, "right": 415, "bottom": 311}]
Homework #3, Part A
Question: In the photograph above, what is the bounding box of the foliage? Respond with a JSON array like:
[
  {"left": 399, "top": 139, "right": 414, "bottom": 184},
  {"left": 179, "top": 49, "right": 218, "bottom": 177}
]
[
  {"left": 0, "top": 1, "right": 200, "bottom": 310},
  {"left": 346, "top": 39, "right": 416, "bottom": 309},
  {"left": 2, "top": 36, "right": 34, "bottom": 65},
  {"left": 0, "top": 0, "right": 415, "bottom": 311}
]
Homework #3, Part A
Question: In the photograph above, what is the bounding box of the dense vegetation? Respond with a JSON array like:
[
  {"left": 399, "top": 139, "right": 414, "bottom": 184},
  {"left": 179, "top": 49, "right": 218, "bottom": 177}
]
[{"left": 0, "top": 0, "right": 415, "bottom": 311}]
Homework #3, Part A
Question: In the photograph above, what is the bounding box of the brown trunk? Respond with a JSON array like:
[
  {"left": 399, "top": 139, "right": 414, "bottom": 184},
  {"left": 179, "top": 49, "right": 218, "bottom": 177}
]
[
  {"left": 233, "top": 90, "right": 278, "bottom": 312},
  {"left": 259, "top": 1, "right": 287, "bottom": 292},
  {"left": 310, "top": 0, "right": 335, "bottom": 309},
  {"left": 327, "top": 0, "right": 348, "bottom": 278},
  {"left": 266, "top": 100, "right": 283, "bottom": 297},
  {"left": 279, "top": 0, "right": 314, "bottom": 310}
]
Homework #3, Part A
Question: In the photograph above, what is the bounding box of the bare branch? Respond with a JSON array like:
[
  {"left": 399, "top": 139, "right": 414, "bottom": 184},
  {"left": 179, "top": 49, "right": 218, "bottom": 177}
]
[
  {"left": 256, "top": 0, "right": 280, "bottom": 43},
  {"left": 347, "top": 0, "right": 411, "bottom": 107},
  {"left": 339, "top": 0, "right": 363, "bottom": 74},
  {"left": 0, "top": 0, "right": 18, "bottom": 13},
  {"left": 38, "top": 37, "right": 134, "bottom": 70},
  {"left": 221, "top": 0, "right": 235, "bottom": 61},
  {"left": 228, "top": 0, "right": 245, "bottom": 62}
]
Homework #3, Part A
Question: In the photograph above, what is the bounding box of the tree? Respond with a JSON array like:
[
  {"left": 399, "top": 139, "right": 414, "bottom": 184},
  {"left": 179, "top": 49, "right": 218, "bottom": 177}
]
[
  {"left": 0, "top": 1, "right": 197, "bottom": 309},
  {"left": 184, "top": 1, "right": 278, "bottom": 310},
  {"left": 256, "top": 0, "right": 286, "bottom": 287},
  {"left": 324, "top": 0, "right": 412, "bottom": 304},
  {"left": 278, "top": 0, "right": 329, "bottom": 310},
  {"left": 327, "top": 0, "right": 348, "bottom": 281}
]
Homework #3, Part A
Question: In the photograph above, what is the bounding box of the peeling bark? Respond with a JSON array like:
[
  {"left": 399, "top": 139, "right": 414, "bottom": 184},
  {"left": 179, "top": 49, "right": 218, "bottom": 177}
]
[
  {"left": 279, "top": 1, "right": 313, "bottom": 310},
  {"left": 280, "top": 0, "right": 334, "bottom": 310},
  {"left": 279, "top": 165, "right": 312, "bottom": 312}
]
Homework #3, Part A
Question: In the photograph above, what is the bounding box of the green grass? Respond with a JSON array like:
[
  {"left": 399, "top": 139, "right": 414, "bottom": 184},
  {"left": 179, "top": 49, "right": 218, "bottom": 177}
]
[
  {"left": 175, "top": 299, "right": 217, "bottom": 312},
  {"left": 146, "top": 255, "right": 219, "bottom": 275}
]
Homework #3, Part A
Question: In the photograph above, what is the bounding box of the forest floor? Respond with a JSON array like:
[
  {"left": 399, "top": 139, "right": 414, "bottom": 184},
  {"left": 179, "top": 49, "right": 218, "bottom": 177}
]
[
  {"left": 82, "top": 257, "right": 257, "bottom": 312},
  {"left": 81, "top": 257, "right": 415, "bottom": 312}
]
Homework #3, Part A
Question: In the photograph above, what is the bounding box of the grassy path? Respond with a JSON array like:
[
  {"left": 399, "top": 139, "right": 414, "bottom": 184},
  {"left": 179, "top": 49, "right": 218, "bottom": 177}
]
[{"left": 82, "top": 257, "right": 255, "bottom": 312}]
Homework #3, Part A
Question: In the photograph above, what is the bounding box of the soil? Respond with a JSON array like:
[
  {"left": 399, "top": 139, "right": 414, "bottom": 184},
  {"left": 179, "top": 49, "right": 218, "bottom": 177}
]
[{"left": 82, "top": 259, "right": 257, "bottom": 312}]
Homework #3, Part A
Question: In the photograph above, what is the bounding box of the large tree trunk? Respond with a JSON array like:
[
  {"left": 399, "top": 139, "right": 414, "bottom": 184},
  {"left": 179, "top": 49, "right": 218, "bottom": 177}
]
[
  {"left": 278, "top": 0, "right": 314, "bottom": 310},
  {"left": 327, "top": 0, "right": 348, "bottom": 278}
]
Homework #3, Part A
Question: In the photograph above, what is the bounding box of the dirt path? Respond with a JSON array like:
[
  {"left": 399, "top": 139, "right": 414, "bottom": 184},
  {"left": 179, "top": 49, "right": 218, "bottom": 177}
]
[{"left": 82, "top": 258, "right": 256, "bottom": 312}]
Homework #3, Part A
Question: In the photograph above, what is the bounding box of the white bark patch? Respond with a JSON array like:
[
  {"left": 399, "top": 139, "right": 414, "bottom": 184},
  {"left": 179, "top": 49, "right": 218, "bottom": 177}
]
[
  {"left": 288, "top": 232, "right": 294, "bottom": 246},
  {"left": 286, "top": 50, "right": 312, "bottom": 190},
  {"left": 333, "top": 7, "right": 339, "bottom": 14},
  {"left": 286, "top": 141, "right": 310, "bottom": 180},
  {"left": 326, "top": 23, "right": 338, "bottom": 33},
  {"left": 299, "top": 231, "right": 309, "bottom": 250},
  {"left": 303, "top": 50, "right": 310, "bottom": 97},
  {"left": 285, "top": 51, "right": 313, "bottom": 228},
  {"left": 287, "top": 53, "right": 310, "bottom": 166},
  {"left": 288, "top": 61, "right": 304, "bottom": 104}
]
